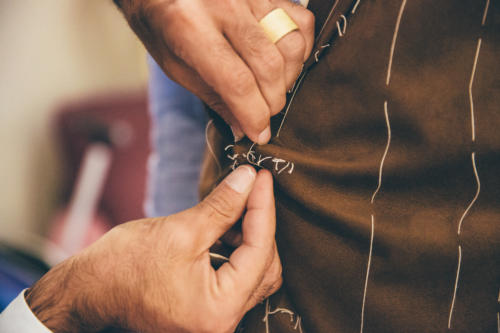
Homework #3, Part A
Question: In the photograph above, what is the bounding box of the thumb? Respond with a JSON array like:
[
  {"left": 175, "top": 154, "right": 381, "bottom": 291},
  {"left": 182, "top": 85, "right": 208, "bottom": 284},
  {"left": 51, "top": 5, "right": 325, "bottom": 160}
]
[
  {"left": 191, "top": 165, "right": 257, "bottom": 251},
  {"left": 216, "top": 170, "right": 279, "bottom": 305}
]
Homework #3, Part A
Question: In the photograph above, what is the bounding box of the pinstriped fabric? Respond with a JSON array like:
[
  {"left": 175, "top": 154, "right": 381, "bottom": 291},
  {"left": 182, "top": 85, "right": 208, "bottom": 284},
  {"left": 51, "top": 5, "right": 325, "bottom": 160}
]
[{"left": 201, "top": 0, "right": 500, "bottom": 331}]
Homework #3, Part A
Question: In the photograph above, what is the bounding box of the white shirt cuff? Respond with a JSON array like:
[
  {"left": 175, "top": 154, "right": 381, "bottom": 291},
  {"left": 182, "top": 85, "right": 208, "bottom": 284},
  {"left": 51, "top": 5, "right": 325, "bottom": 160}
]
[{"left": 0, "top": 289, "right": 53, "bottom": 333}]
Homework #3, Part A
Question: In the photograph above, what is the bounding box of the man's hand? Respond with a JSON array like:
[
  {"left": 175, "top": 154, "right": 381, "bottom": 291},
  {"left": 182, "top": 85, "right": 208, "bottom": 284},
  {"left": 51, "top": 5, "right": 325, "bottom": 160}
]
[
  {"left": 116, "top": 0, "right": 314, "bottom": 144},
  {"left": 25, "top": 166, "right": 281, "bottom": 333}
]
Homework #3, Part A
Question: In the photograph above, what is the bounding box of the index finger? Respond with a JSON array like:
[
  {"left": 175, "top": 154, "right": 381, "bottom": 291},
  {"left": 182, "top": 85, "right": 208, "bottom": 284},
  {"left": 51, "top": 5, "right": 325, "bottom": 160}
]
[{"left": 174, "top": 20, "right": 272, "bottom": 144}]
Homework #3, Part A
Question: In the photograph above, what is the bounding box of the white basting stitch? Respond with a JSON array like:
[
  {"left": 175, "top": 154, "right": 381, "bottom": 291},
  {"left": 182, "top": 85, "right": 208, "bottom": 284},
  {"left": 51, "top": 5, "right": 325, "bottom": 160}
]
[
  {"left": 482, "top": 0, "right": 490, "bottom": 26},
  {"left": 448, "top": 245, "right": 462, "bottom": 329},
  {"left": 314, "top": 50, "right": 320, "bottom": 62},
  {"left": 264, "top": 298, "right": 271, "bottom": 333},
  {"left": 205, "top": 119, "right": 222, "bottom": 174},
  {"left": 277, "top": 70, "right": 309, "bottom": 137},
  {"left": 209, "top": 252, "right": 229, "bottom": 262},
  {"left": 336, "top": 21, "right": 344, "bottom": 37},
  {"left": 272, "top": 158, "right": 286, "bottom": 171},
  {"left": 386, "top": 0, "right": 408, "bottom": 86},
  {"left": 371, "top": 101, "right": 392, "bottom": 204},
  {"left": 352, "top": 0, "right": 361, "bottom": 14},
  {"left": 340, "top": 15, "right": 348, "bottom": 34},
  {"left": 457, "top": 152, "right": 481, "bottom": 235},
  {"left": 268, "top": 307, "right": 295, "bottom": 317},
  {"left": 231, "top": 158, "right": 239, "bottom": 170},
  {"left": 469, "top": 38, "right": 482, "bottom": 142},
  {"left": 321, "top": 43, "right": 331, "bottom": 49},
  {"left": 294, "top": 316, "right": 303, "bottom": 333},
  {"left": 263, "top": 298, "right": 304, "bottom": 333},
  {"left": 225, "top": 143, "right": 294, "bottom": 174},
  {"left": 360, "top": 214, "right": 375, "bottom": 333},
  {"left": 257, "top": 155, "right": 273, "bottom": 166},
  {"left": 278, "top": 161, "right": 291, "bottom": 174},
  {"left": 246, "top": 142, "right": 257, "bottom": 164}
]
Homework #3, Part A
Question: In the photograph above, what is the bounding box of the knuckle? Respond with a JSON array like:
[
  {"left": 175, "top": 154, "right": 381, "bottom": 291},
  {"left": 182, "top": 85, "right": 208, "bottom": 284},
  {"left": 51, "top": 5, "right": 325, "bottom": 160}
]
[
  {"left": 260, "top": 51, "right": 284, "bottom": 81},
  {"left": 228, "top": 67, "right": 255, "bottom": 97},
  {"left": 275, "top": 94, "right": 287, "bottom": 112},
  {"left": 203, "top": 90, "right": 227, "bottom": 113},
  {"left": 250, "top": 113, "right": 271, "bottom": 134},
  {"left": 302, "top": 9, "right": 315, "bottom": 31},
  {"left": 201, "top": 187, "right": 238, "bottom": 221},
  {"left": 281, "top": 32, "right": 306, "bottom": 61},
  {"left": 269, "top": 276, "right": 283, "bottom": 294}
]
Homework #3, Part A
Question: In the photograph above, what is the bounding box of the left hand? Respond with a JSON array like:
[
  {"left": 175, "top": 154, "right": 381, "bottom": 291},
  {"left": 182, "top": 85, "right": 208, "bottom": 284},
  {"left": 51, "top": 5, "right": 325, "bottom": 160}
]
[{"left": 26, "top": 166, "right": 281, "bottom": 333}]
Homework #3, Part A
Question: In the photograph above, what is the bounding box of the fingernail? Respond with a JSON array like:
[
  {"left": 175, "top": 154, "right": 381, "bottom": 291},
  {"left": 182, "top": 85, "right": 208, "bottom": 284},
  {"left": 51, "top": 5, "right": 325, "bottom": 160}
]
[
  {"left": 230, "top": 125, "right": 244, "bottom": 142},
  {"left": 257, "top": 126, "right": 271, "bottom": 145},
  {"left": 225, "top": 165, "right": 256, "bottom": 193}
]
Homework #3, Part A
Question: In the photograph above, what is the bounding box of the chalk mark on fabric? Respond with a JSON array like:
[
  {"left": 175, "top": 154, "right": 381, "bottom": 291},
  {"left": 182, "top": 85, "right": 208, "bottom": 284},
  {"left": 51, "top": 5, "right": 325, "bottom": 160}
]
[
  {"left": 317, "top": 0, "right": 340, "bottom": 40},
  {"left": 277, "top": 70, "right": 309, "bottom": 137},
  {"left": 386, "top": 0, "right": 408, "bottom": 86},
  {"left": 448, "top": 245, "right": 462, "bottom": 329}
]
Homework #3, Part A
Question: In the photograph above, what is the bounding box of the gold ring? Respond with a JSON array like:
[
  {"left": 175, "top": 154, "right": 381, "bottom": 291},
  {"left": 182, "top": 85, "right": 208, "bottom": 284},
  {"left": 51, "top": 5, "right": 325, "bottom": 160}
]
[{"left": 259, "top": 8, "right": 299, "bottom": 44}]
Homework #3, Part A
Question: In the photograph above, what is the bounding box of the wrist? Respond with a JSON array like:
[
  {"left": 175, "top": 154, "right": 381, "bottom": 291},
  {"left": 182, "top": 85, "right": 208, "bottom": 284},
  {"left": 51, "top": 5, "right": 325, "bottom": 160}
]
[{"left": 25, "top": 257, "right": 109, "bottom": 333}]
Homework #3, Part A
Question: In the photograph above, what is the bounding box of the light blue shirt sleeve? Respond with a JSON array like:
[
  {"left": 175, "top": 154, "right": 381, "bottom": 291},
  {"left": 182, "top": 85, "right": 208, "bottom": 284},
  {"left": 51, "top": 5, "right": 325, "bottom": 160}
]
[{"left": 0, "top": 290, "right": 52, "bottom": 333}]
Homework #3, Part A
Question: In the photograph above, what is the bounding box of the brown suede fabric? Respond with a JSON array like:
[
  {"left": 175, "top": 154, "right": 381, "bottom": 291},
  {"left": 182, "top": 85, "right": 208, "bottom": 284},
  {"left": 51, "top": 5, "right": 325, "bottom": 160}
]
[{"left": 201, "top": 1, "right": 500, "bottom": 332}]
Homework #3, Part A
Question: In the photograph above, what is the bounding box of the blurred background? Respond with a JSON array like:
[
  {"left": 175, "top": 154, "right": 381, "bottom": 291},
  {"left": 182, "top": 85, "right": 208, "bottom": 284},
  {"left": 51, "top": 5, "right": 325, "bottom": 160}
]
[{"left": 0, "top": 0, "right": 150, "bottom": 309}]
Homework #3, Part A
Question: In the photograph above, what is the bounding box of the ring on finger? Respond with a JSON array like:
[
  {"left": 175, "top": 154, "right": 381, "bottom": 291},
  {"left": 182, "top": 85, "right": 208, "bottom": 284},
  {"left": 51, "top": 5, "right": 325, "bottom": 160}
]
[{"left": 258, "top": 8, "right": 299, "bottom": 44}]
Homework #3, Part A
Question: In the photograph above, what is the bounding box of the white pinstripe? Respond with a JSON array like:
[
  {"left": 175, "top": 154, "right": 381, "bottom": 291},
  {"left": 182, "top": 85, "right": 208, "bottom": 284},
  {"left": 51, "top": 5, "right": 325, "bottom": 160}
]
[
  {"left": 469, "top": 38, "right": 482, "bottom": 142},
  {"left": 360, "top": 2, "right": 406, "bottom": 330},
  {"left": 386, "top": 0, "right": 408, "bottom": 86},
  {"left": 352, "top": 0, "right": 361, "bottom": 14},
  {"left": 482, "top": 0, "right": 490, "bottom": 26},
  {"left": 449, "top": 30, "right": 484, "bottom": 330},
  {"left": 360, "top": 214, "right": 375, "bottom": 333},
  {"left": 448, "top": 245, "right": 463, "bottom": 329},
  {"left": 371, "top": 101, "right": 392, "bottom": 204},
  {"left": 457, "top": 152, "right": 481, "bottom": 235}
]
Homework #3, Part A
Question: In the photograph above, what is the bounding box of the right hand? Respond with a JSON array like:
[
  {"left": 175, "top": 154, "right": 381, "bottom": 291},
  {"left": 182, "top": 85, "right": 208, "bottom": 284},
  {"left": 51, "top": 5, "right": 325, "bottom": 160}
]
[{"left": 116, "top": 0, "right": 314, "bottom": 144}]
